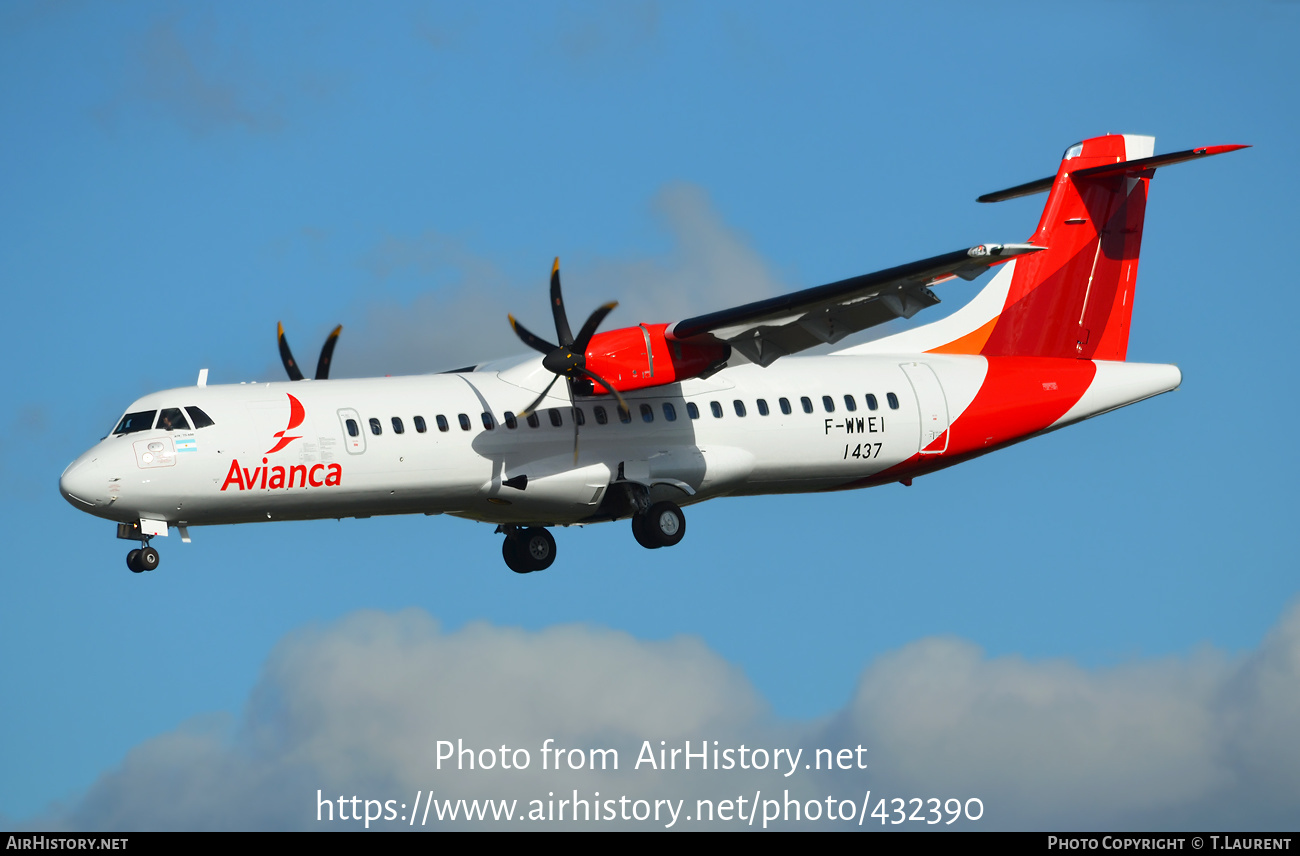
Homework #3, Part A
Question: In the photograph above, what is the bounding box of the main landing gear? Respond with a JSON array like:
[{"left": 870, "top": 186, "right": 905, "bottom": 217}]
[
  {"left": 631, "top": 500, "right": 686, "bottom": 550},
  {"left": 500, "top": 526, "right": 557, "bottom": 574}
]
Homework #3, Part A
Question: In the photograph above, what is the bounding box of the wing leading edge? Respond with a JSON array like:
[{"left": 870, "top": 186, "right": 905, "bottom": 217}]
[{"left": 664, "top": 243, "right": 1044, "bottom": 367}]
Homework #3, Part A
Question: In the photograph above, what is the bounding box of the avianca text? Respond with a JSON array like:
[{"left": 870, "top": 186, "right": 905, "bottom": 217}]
[{"left": 220, "top": 457, "right": 343, "bottom": 491}]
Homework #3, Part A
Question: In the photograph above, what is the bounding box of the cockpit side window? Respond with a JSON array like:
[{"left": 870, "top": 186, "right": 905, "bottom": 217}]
[
  {"left": 157, "top": 408, "right": 191, "bottom": 431},
  {"left": 184, "top": 406, "right": 215, "bottom": 428},
  {"left": 113, "top": 410, "right": 157, "bottom": 436}
]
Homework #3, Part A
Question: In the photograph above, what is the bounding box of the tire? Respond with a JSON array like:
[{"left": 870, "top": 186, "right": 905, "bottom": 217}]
[
  {"left": 520, "top": 527, "right": 556, "bottom": 572},
  {"left": 631, "top": 514, "right": 660, "bottom": 550},
  {"left": 646, "top": 501, "right": 685, "bottom": 547},
  {"left": 127, "top": 549, "right": 144, "bottom": 573},
  {"left": 502, "top": 536, "right": 529, "bottom": 574},
  {"left": 139, "top": 547, "right": 160, "bottom": 571}
]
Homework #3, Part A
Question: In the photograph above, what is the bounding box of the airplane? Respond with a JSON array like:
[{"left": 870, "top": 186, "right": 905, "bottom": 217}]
[{"left": 59, "top": 134, "right": 1245, "bottom": 574}]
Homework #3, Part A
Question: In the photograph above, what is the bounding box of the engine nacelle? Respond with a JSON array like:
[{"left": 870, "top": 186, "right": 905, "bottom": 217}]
[{"left": 583, "top": 323, "right": 729, "bottom": 394}]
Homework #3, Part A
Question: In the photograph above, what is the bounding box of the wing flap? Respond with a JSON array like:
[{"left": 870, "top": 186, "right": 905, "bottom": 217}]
[{"left": 666, "top": 243, "right": 1043, "bottom": 367}]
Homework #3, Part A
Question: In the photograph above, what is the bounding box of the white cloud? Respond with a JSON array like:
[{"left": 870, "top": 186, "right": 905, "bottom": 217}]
[
  {"left": 335, "top": 182, "right": 782, "bottom": 378},
  {"left": 31, "top": 604, "right": 1300, "bottom": 830}
]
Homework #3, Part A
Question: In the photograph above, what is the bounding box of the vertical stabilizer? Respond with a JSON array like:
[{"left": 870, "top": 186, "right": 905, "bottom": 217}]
[
  {"left": 977, "top": 134, "right": 1153, "bottom": 361},
  {"left": 838, "top": 136, "right": 1245, "bottom": 361}
]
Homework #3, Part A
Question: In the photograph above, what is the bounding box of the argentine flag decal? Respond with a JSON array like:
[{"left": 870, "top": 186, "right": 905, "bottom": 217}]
[{"left": 175, "top": 437, "right": 197, "bottom": 452}]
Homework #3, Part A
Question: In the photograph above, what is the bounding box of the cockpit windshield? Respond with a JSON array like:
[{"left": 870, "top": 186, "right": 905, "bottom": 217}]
[
  {"left": 112, "top": 405, "right": 215, "bottom": 436},
  {"left": 185, "top": 406, "right": 215, "bottom": 428},
  {"left": 113, "top": 410, "right": 157, "bottom": 436},
  {"left": 157, "top": 408, "right": 190, "bottom": 431}
]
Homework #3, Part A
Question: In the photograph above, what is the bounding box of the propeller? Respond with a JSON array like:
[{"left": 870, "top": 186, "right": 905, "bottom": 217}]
[
  {"left": 278, "top": 323, "right": 343, "bottom": 381},
  {"left": 508, "top": 258, "right": 628, "bottom": 460}
]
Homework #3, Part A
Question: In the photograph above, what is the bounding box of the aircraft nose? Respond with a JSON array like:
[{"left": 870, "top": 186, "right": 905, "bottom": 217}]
[{"left": 60, "top": 454, "right": 105, "bottom": 510}]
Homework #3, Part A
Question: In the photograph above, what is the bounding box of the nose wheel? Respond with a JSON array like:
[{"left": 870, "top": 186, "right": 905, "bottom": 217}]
[
  {"left": 631, "top": 501, "right": 686, "bottom": 549},
  {"left": 500, "top": 527, "right": 556, "bottom": 574},
  {"left": 126, "top": 543, "right": 160, "bottom": 573}
]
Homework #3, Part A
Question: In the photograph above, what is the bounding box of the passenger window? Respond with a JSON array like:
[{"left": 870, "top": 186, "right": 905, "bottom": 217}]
[
  {"left": 662, "top": 403, "right": 677, "bottom": 422},
  {"left": 482, "top": 413, "right": 495, "bottom": 430},
  {"left": 733, "top": 400, "right": 746, "bottom": 417},
  {"left": 594, "top": 406, "right": 608, "bottom": 425},
  {"left": 414, "top": 416, "right": 427, "bottom": 433},
  {"left": 458, "top": 414, "right": 471, "bottom": 431},
  {"left": 346, "top": 419, "right": 360, "bottom": 437},
  {"left": 687, "top": 402, "right": 700, "bottom": 420},
  {"left": 779, "top": 398, "right": 792, "bottom": 415},
  {"left": 549, "top": 409, "right": 563, "bottom": 427},
  {"left": 865, "top": 394, "right": 878, "bottom": 411},
  {"left": 574, "top": 408, "right": 586, "bottom": 426},
  {"left": 844, "top": 395, "right": 857, "bottom": 412},
  {"left": 184, "top": 406, "right": 215, "bottom": 428},
  {"left": 504, "top": 411, "right": 518, "bottom": 429},
  {"left": 369, "top": 417, "right": 382, "bottom": 435},
  {"left": 527, "top": 412, "right": 540, "bottom": 428},
  {"left": 157, "top": 408, "right": 190, "bottom": 431},
  {"left": 710, "top": 401, "right": 723, "bottom": 418},
  {"left": 436, "top": 415, "right": 449, "bottom": 432},
  {"left": 887, "top": 392, "right": 900, "bottom": 410},
  {"left": 618, "top": 405, "right": 631, "bottom": 424},
  {"left": 113, "top": 410, "right": 157, "bottom": 436},
  {"left": 392, "top": 416, "right": 405, "bottom": 434},
  {"left": 822, "top": 395, "right": 834, "bottom": 413},
  {"left": 757, "top": 399, "right": 769, "bottom": 416},
  {"left": 800, "top": 397, "right": 813, "bottom": 414},
  {"left": 640, "top": 403, "right": 654, "bottom": 423}
]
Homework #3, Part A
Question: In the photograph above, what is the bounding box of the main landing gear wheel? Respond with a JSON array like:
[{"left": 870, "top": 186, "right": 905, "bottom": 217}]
[
  {"left": 632, "top": 501, "right": 686, "bottom": 549},
  {"left": 502, "top": 527, "right": 556, "bottom": 574},
  {"left": 631, "top": 514, "right": 659, "bottom": 549}
]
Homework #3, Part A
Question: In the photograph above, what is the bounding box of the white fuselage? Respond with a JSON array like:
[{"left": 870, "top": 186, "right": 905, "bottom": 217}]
[{"left": 59, "top": 351, "right": 1180, "bottom": 535}]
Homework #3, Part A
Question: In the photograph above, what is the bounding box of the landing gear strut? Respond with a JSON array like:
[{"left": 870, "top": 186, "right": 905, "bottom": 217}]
[
  {"left": 631, "top": 501, "right": 686, "bottom": 550},
  {"left": 500, "top": 526, "right": 556, "bottom": 574}
]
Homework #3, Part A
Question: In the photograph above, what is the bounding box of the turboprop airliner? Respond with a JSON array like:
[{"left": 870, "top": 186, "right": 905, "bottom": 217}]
[{"left": 60, "top": 134, "right": 1245, "bottom": 574}]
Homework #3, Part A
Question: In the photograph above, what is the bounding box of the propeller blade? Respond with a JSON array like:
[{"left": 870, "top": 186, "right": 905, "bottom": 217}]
[
  {"left": 517, "top": 374, "right": 561, "bottom": 420},
  {"left": 565, "top": 377, "right": 581, "bottom": 464},
  {"left": 314, "top": 325, "right": 342, "bottom": 380},
  {"left": 550, "top": 257, "right": 574, "bottom": 347},
  {"left": 573, "top": 366, "right": 629, "bottom": 418},
  {"left": 509, "top": 314, "right": 559, "bottom": 355},
  {"left": 277, "top": 322, "right": 305, "bottom": 382},
  {"left": 572, "top": 301, "right": 618, "bottom": 353}
]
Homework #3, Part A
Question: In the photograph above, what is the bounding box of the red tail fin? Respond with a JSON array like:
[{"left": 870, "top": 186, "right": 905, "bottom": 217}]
[
  {"left": 847, "top": 136, "right": 1246, "bottom": 361},
  {"left": 980, "top": 134, "right": 1155, "bottom": 360}
]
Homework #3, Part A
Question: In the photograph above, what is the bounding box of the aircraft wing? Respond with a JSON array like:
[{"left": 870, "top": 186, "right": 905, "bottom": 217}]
[{"left": 665, "top": 243, "right": 1044, "bottom": 367}]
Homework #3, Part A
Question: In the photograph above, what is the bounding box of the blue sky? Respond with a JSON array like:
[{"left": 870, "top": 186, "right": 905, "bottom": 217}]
[{"left": 2, "top": 1, "right": 1298, "bottom": 830}]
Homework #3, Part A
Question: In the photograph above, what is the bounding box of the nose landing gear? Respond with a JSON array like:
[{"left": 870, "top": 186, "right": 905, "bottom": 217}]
[
  {"left": 117, "top": 521, "right": 161, "bottom": 573},
  {"left": 126, "top": 542, "right": 160, "bottom": 573}
]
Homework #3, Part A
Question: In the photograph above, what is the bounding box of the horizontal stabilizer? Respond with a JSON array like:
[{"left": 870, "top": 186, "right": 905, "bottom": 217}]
[{"left": 978, "top": 144, "right": 1249, "bottom": 203}]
